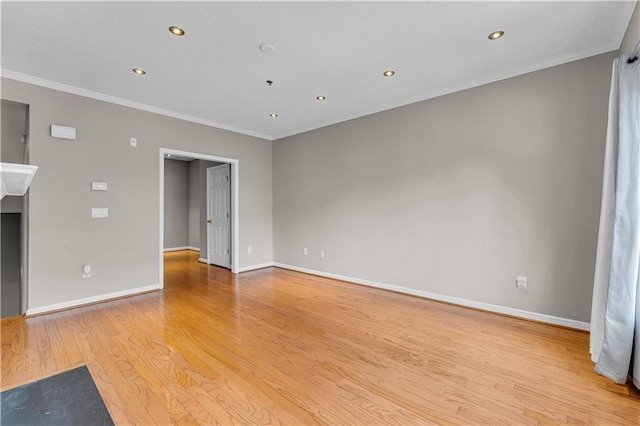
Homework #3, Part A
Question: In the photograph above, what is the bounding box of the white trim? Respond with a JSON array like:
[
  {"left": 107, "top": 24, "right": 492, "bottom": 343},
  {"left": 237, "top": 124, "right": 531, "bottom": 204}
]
[
  {"left": 163, "top": 246, "right": 199, "bottom": 252},
  {"left": 231, "top": 161, "right": 240, "bottom": 274},
  {"left": 159, "top": 154, "right": 165, "bottom": 288},
  {"left": 25, "top": 284, "right": 161, "bottom": 316},
  {"left": 237, "top": 262, "right": 274, "bottom": 273},
  {"left": 160, "top": 148, "right": 240, "bottom": 285},
  {"left": 198, "top": 258, "right": 208, "bottom": 264},
  {"left": 2, "top": 45, "right": 618, "bottom": 142},
  {"left": 273, "top": 263, "right": 590, "bottom": 331},
  {"left": 1, "top": 70, "right": 272, "bottom": 141}
]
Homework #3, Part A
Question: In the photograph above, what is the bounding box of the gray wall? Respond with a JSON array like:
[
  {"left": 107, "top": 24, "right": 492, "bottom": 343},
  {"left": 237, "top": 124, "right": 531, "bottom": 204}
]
[
  {"left": 621, "top": 2, "right": 639, "bottom": 55},
  {"left": 273, "top": 52, "right": 616, "bottom": 323},
  {"left": 1, "top": 77, "right": 273, "bottom": 311},
  {"left": 1, "top": 100, "right": 27, "bottom": 213},
  {"left": 188, "top": 160, "right": 199, "bottom": 248},
  {"left": 163, "top": 159, "right": 189, "bottom": 249}
]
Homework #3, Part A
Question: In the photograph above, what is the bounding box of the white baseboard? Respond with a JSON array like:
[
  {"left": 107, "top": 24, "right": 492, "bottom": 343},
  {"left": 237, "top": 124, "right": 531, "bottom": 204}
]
[
  {"left": 25, "top": 284, "right": 162, "bottom": 316},
  {"left": 272, "top": 263, "right": 590, "bottom": 331},
  {"left": 198, "top": 258, "right": 208, "bottom": 264},
  {"left": 164, "top": 246, "right": 199, "bottom": 252},
  {"left": 237, "top": 262, "right": 274, "bottom": 273}
]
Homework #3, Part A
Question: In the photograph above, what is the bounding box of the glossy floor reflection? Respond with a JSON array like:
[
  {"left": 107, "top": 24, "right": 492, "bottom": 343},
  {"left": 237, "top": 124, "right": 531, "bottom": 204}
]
[{"left": 1, "top": 250, "right": 638, "bottom": 424}]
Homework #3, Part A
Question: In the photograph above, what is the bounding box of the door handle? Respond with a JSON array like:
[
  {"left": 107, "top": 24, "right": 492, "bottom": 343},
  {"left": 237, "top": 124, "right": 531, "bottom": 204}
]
[{"left": 207, "top": 219, "right": 212, "bottom": 224}]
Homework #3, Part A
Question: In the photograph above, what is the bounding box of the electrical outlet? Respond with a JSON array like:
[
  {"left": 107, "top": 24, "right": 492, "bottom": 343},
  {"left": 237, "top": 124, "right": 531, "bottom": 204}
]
[
  {"left": 320, "top": 250, "right": 325, "bottom": 259},
  {"left": 516, "top": 276, "right": 528, "bottom": 289},
  {"left": 130, "top": 137, "right": 137, "bottom": 147},
  {"left": 303, "top": 248, "right": 308, "bottom": 256},
  {"left": 247, "top": 246, "right": 252, "bottom": 254},
  {"left": 82, "top": 264, "right": 92, "bottom": 279}
]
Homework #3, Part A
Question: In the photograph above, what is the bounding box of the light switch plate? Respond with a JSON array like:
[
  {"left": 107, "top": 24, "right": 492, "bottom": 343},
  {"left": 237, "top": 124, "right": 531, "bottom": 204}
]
[
  {"left": 91, "top": 208, "right": 109, "bottom": 218},
  {"left": 91, "top": 182, "right": 108, "bottom": 191}
]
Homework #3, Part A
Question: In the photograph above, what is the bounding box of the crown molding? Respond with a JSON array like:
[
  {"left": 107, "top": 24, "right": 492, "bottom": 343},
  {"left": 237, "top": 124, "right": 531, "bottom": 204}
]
[{"left": 0, "top": 69, "right": 273, "bottom": 141}]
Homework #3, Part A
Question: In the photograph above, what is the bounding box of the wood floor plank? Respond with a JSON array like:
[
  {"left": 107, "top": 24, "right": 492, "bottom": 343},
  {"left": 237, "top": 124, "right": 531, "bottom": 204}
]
[
  {"left": 0, "top": 318, "right": 23, "bottom": 387},
  {"left": 86, "top": 361, "right": 135, "bottom": 426},
  {"left": 1, "top": 250, "right": 638, "bottom": 425},
  {"left": 44, "top": 317, "right": 71, "bottom": 371},
  {"left": 32, "top": 318, "right": 56, "bottom": 377}
]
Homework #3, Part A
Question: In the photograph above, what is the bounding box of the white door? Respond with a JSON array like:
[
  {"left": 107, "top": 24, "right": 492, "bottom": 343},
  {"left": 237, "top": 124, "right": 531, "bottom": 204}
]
[{"left": 207, "top": 164, "right": 231, "bottom": 268}]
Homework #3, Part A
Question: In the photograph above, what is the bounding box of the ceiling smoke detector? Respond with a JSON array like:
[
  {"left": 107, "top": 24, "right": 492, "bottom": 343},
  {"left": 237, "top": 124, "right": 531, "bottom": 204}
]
[{"left": 259, "top": 44, "right": 275, "bottom": 53}]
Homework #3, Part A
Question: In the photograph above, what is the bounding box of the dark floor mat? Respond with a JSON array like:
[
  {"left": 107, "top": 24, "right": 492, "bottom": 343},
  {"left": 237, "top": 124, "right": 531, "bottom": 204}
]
[{"left": 1, "top": 365, "right": 114, "bottom": 426}]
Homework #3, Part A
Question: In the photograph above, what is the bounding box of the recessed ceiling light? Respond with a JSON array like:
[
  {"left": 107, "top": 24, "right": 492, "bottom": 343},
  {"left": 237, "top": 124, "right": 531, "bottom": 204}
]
[
  {"left": 316, "top": 96, "right": 326, "bottom": 101},
  {"left": 488, "top": 31, "right": 504, "bottom": 40},
  {"left": 383, "top": 70, "right": 395, "bottom": 77},
  {"left": 269, "top": 113, "right": 278, "bottom": 118},
  {"left": 132, "top": 68, "right": 146, "bottom": 75},
  {"left": 169, "top": 26, "right": 185, "bottom": 36}
]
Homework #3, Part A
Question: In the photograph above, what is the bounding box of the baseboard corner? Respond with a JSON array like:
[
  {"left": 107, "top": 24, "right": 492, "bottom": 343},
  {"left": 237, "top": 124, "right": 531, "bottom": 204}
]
[{"left": 238, "top": 262, "right": 274, "bottom": 273}]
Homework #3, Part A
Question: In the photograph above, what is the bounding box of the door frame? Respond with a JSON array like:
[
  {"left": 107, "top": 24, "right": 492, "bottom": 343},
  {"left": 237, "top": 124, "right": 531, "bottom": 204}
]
[
  {"left": 206, "top": 163, "right": 231, "bottom": 268},
  {"left": 159, "top": 148, "right": 240, "bottom": 289}
]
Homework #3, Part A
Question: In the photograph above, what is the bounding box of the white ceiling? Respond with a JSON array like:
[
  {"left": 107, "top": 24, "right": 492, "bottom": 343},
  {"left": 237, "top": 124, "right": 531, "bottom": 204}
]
[{"left": 1, "top": 1, "right": 636, "bottom": 141}]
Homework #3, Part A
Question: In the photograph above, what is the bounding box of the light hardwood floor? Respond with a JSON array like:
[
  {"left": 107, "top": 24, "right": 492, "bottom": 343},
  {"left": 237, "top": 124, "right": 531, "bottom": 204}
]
[{"left": 2, "top": 250, "right": 639, "bottom": 425}]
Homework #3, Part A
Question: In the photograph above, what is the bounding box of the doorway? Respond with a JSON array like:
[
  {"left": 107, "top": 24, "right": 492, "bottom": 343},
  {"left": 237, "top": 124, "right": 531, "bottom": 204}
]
[{"left": 159, "top": 148, "right": 239, "bottom": 289}]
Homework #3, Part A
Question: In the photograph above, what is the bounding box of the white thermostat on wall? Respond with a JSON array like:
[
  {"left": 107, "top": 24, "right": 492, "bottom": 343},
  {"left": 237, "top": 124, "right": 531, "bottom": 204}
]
[{"left": 50, "top": 124, "right": 76, "bottom": 140}]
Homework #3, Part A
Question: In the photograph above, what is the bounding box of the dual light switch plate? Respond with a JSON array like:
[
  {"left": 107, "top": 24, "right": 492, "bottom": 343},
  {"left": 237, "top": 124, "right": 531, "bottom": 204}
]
[{"left": 91, "top": 208, "right": 109, "bottom": 218}]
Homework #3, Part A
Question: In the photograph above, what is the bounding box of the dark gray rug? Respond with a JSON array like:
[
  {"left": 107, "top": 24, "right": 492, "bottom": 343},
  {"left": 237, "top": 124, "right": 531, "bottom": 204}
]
[{"left": 1, "top": 365, "right": 114, "bottom": 426}]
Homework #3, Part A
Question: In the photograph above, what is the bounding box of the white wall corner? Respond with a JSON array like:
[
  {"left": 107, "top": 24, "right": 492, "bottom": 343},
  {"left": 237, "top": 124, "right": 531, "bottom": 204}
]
[
  {"left": 237, "top": 262, "right": 274, "bottom": 273},
  {"left": 164, "top": 246, "right": 199, "bottom": 252}
]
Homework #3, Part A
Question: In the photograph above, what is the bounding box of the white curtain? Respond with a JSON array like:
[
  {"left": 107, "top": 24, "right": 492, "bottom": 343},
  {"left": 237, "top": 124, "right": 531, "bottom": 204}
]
[{"left": 591, "top": 52, "right": 640, "bottom": 388}]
